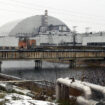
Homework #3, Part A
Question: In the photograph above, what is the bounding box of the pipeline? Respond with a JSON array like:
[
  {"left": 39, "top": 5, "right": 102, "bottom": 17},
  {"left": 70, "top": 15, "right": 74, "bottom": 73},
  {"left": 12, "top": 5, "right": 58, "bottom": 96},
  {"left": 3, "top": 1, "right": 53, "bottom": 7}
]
[
  {"left": 77, "top": 96, "right": 99, "bottom": 105},
  {"left": 57, "top": 78, "right": 92, "bottom": 99},
  {"left": 82, "top": 82, "right": 105, "bottom": 98},
  {"left": 56, "top": 78, "right": 105, "bottom": 105}
]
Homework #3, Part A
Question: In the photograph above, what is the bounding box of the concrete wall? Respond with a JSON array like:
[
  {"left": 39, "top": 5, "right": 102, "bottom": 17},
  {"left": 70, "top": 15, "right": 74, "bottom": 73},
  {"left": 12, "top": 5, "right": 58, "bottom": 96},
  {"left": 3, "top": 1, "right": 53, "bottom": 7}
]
[
  {"left": 30, "top": 34, "right": 73, "bottom": 46},
  {"left": 0, "top": 36, "right": 19, "bottom": 47},
  {"left": 82, "top": 35, "right": 105, "bottom": 46}
]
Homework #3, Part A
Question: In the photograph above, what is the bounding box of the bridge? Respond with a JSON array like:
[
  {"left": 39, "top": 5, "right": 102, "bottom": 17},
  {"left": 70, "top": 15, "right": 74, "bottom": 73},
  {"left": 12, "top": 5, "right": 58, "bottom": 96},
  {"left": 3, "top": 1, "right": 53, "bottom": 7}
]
[{"left": 0, "top": 46, "right": 105, "bottom": 71}]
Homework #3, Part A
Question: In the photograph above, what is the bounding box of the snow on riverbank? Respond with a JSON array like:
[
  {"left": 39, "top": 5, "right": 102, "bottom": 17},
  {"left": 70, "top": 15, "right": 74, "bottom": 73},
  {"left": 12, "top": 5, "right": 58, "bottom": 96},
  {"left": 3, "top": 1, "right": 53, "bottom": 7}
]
[
  {"left": 0, "top": 82, "right": 57, "bottom": 105},
  {"left": 2, "top": 93, "right": 57, "bottom": 105}
]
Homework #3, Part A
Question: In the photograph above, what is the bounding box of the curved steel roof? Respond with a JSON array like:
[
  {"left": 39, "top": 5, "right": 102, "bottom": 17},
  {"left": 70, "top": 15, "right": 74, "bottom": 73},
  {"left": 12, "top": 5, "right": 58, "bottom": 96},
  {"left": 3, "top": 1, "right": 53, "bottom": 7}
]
[{"left": 0, "top": 15, "right": 70, "bottom": 36}]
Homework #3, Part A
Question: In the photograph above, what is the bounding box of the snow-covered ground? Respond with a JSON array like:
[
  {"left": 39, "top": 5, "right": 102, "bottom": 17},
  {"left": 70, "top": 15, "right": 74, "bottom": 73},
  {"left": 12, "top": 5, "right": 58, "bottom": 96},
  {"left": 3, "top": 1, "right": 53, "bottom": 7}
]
[
  {"left": 1, "top": 93, "right": 57, "bottom": 105},
  {"left": 0, "top": 82, "right": 57, "bottom": 105}
]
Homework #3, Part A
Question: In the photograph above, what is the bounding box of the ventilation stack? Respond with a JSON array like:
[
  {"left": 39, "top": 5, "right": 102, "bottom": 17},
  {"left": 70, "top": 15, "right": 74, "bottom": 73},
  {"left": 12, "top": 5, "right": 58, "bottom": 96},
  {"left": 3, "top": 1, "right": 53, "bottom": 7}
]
[{"left": 41, "top": 10, "right": 48, "bottom": 32}]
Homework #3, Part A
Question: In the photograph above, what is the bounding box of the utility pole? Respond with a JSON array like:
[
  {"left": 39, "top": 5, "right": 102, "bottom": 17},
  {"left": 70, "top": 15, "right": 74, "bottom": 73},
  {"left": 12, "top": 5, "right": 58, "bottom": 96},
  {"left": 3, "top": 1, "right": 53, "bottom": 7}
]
[
  {"left": 85, "top": 27, "right": 90, "bottom": 36},
  {"left": 73, "top": 26, "right": 77, "bottom": 46},
  {"left": 72, "top": 26, "right": 77, "bottom": 68}
]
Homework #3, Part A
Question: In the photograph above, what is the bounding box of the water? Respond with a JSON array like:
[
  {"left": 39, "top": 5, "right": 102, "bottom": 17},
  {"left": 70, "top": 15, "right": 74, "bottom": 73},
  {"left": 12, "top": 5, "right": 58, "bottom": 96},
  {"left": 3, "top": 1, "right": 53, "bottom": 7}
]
[{"left": 1, "top": 60, "right": 105, "bottom": 86}]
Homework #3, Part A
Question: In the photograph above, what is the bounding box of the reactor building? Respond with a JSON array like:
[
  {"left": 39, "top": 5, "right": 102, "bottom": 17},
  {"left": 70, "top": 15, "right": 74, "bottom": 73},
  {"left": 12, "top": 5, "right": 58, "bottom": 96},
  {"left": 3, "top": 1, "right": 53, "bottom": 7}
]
[
  {"left": 0, "top": 10, "right": 74, "bottom": 47},
  {"left": 0, "top": 10, "right": 105, "bottom": 47}
]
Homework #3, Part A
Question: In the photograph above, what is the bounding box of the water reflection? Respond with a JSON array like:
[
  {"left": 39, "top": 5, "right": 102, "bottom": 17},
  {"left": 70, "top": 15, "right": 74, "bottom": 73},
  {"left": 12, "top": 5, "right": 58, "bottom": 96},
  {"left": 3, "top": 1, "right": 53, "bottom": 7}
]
[{"left": 2, "top": 66, "right": 105, "bottom": 86}]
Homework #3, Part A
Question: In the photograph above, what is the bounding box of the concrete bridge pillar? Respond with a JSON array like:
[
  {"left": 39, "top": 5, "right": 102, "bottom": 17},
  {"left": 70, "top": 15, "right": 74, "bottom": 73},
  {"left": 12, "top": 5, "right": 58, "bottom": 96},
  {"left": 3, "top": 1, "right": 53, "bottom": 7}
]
[
  {"left": 0, "top": 61, "right": 2, "bottom": 72},
  {"left": 69, "top": 60, "right": 76, "bottom": 68},
  {"left": 35, "top": 60, "right": 42, "bottom": 69}
]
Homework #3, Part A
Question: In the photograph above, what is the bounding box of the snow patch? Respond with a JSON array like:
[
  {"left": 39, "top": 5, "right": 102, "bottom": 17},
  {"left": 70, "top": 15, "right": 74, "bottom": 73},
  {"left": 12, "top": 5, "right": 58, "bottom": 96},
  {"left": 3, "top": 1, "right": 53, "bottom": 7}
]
[{"left": 4, "top": 93, "right": 56, "bottom": 105}]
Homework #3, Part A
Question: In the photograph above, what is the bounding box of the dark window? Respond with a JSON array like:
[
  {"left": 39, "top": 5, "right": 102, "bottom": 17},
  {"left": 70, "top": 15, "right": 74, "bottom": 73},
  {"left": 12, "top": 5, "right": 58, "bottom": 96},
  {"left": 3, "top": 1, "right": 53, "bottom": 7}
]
[{"left": 87, "top": 42, "right": 105, "bottom": 46}]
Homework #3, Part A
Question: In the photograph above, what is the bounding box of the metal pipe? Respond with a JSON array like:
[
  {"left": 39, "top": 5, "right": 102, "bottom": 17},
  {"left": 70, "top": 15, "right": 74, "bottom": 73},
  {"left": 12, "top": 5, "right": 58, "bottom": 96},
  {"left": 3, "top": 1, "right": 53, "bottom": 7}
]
[
  {"left": 57, "top": 78, "right": 92, "bottom": 99},
  {"left": 82, "top": 82, "right": 105, "bottom": 98},
  {"left": 77, "top": 96, "right": 98, "bottom": 105}
]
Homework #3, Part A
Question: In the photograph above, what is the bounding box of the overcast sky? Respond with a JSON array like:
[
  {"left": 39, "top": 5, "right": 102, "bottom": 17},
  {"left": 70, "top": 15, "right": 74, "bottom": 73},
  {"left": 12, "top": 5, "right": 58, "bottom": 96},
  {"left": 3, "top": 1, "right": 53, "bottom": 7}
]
[{"left": 0, "top": 0, "right": 105, "bottom": 32}]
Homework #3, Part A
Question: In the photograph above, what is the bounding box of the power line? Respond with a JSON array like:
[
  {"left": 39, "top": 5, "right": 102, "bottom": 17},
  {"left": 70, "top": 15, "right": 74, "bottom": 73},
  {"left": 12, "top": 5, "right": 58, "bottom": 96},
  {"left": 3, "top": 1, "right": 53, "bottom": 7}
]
[
  {"left": 0, "top": 0, "right": 105, "bottom": 22},
  {"left": 0, "top": 7, "right": 105, "bottom": 26},
  {"left": 7, "top": 0, "right": 105, "bottom": 20},
  {"left": 0, "top": 0, "right": 105, "bottom": 31},
  {"left": 0, "top": 6, "right": 104, "bottom": 27},
  {"left": 0, "top": 7, "right": 105, "bottom": 28},
  {"left": 7, "top": 0, "right": 104, "bottom": 17}
]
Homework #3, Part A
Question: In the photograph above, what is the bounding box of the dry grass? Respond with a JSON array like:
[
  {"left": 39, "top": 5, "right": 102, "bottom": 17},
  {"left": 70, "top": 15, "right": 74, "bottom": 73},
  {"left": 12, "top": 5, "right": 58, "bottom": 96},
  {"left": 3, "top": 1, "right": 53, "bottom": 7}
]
[
  {"left": 0, "top": 101, "right": 4, "bottom": 105},
  {"left": 0, "top": 93, "right": 5, "bottom": 98}
]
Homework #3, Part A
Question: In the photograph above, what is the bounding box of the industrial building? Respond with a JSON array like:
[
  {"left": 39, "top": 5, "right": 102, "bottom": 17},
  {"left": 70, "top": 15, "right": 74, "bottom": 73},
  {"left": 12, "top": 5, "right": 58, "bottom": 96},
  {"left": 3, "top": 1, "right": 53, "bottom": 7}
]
[
  {"left": 0, "top": 36, "right": 19, "bottom": 47},
  {"left": 82, "top": 32, "right": 105, "bottom": 46},
  {"left": 0, "top": 10, "right": 73, "bottom": 47},
  {"left": 0, "top": 10, "right": 105, "bottom": 47}
]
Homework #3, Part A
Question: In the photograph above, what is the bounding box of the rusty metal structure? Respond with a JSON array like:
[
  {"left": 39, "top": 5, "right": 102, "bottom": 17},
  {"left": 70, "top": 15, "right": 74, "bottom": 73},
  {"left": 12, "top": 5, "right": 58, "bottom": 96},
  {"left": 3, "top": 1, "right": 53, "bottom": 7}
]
[
  {"left": 0, "top": 48, "right": 105, "bottom": 60},
  {"left": 18, "top": 37, "right": 36, "bottom": 49},
  {"left": 0, "top": 46, "right": 105, "bottom": 71}
]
